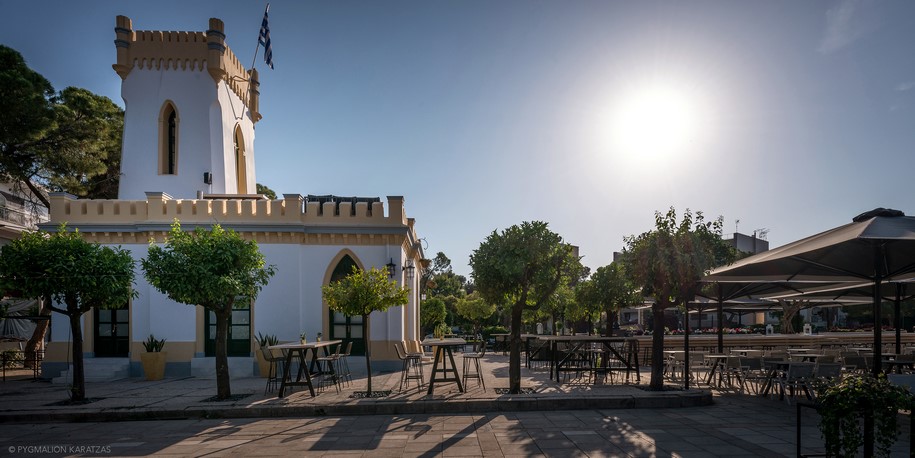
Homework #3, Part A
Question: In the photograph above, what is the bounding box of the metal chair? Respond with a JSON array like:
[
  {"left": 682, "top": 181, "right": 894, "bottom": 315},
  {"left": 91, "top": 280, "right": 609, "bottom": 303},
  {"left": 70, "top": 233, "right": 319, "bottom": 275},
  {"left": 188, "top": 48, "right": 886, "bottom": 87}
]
[
  {"left": 336, "top": 341, "right": 354, "bottom": 386},
  {"left": 776, "top": 362, "right": 815, "bottom": 404},
  {"left": 315, "top": 343, "right": 343, "bottom": 393},
  {"left": 462, "top": 340, "right": 486, "bottom": 391},
  {"left": 394, "top": 341, "right": 424, "bottom": 392},
  {"left": 260, "top": 345, "right": 285, "bottom": 395}
]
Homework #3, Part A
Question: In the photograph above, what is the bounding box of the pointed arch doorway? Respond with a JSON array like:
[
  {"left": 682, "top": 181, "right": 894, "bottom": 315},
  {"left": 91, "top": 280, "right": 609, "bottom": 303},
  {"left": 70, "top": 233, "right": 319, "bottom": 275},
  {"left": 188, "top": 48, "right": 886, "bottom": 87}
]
[{"left": 327, "top": 253, "right": 365, "bottom": 356}]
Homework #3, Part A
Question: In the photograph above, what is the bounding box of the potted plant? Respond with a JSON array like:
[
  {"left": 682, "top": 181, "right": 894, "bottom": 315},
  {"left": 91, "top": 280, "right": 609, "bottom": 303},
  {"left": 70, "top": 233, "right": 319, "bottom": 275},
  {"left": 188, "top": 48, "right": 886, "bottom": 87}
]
[
  {"left": 434, "top": 322, "right": 449, "bottom": 340},
  {"left": 255, "top": 332, "right": 278, "bottom": 377},
  {"left": 811, "top": 373, "right": 914, "bottom": 457},
  {"left": 140, "top": 334, "right": 167, "bottom": 381},
  {"left": 299, "top": 332, "right": 307, "bottom": 345}
]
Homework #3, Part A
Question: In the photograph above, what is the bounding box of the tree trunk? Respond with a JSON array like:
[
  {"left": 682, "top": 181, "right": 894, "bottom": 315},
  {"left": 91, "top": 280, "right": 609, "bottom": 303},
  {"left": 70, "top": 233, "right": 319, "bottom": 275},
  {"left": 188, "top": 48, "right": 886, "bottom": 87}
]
[
  {"left": 363, "top": 314, "right": 372, "bottom": 394},
  {"left": 68, "top": 311, "right": 86, "bottom": 402},
  {"left": 606, "top": 308, "right": 617, "bottom": 336},
  {"left": 650, "top": 304, "right": 665, "bottom": 390},
  {"left": 24, "top": 296, "right": 50, "bottom": 369},
  {"left": 214, "top": 309, "right": 231, "bottom": 400},
  {"left": 509, "top": 304, "right": 523, "bottom": 394}
]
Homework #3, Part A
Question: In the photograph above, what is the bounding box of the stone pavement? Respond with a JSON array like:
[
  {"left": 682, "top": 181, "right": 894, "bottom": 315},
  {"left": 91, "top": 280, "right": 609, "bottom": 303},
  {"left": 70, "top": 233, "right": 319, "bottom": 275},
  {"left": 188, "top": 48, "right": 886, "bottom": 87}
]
[
  {"left": 0, "top": 354, "right": 911, "bottom": 456},
  {"left": 0, "top": 355, "right": 708, "bottom": 422}
]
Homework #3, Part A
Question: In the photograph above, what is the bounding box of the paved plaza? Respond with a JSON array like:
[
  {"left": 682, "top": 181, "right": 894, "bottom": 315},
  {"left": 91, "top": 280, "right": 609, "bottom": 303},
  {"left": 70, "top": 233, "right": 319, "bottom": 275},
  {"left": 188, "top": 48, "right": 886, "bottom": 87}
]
[{"left": 0, "top": 354, "right": 911, "bottom": 457}]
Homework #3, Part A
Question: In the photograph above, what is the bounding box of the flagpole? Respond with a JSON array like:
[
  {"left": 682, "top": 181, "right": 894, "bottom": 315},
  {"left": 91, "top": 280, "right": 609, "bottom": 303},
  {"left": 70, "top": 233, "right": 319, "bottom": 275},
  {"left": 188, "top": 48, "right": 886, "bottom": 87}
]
[{"left": 250, "top": 3, "right": 269, "bottom": 73}]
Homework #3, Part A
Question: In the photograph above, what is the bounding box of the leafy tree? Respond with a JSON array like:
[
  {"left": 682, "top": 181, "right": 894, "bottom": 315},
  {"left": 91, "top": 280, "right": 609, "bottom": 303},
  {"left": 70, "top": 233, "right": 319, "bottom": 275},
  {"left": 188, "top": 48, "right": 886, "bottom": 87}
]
[
  {"left": 322, "top": 266, "right": 409, "bottom": 395},
  {"left": 541, "top": 284, "right": 576, "bottom": 333},
  {"left": 256, "top": 183, "right": 277, "bottom": 199},
  {"left": 586, "top": 263, "right": 641, "bottom": 336},
  {"left": 0, "top": 226, "right": 136, "bottom": 401},
  {"left": 622, "top": 208, "right": 735, "bottom": 390},
  {"left": 0, "top": 46, "right": 124, "bottom": 208},
  {"left": 420, "top": 296, "right": 447, "bottom": 335},
  {"left": 141, "top": 221, "right": 276, "bottom": 400},
  {"left": 420, "top": 252, "right": 467, "bottom": 297},
  {"left": 568, "top": 281, "right": 603, "bottom": 333},
  {"left": 470, "top": 221, "right": 583, "bottom": 393},
  {"left": 454, "top": 292, "right": 496, "bottom": 337}
]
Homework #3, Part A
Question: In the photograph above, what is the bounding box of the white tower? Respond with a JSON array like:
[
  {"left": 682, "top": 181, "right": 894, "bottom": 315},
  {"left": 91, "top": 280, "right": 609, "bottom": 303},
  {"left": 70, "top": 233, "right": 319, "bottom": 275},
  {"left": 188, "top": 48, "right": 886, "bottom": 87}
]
[{"left": 113, "top": 16, "right": 261, "bottom": 199}]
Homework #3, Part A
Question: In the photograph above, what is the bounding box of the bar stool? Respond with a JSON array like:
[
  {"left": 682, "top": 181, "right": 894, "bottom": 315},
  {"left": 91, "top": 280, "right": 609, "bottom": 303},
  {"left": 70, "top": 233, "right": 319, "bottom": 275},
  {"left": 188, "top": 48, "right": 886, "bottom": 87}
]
[
  {"left": 315, "top": 343, "right": 343, "bottom": 393},
  {"left": 336, "top": 341, "right": 353, "bottom": 387},
  {"left": 394, "top": 341, "right": 424, "bottom": 392},
  {"left": 260, "top": 345, "right": 285, "bottom": 395},
  {"left": 462, "top": 340, "right": 486, "bottom": 391}
]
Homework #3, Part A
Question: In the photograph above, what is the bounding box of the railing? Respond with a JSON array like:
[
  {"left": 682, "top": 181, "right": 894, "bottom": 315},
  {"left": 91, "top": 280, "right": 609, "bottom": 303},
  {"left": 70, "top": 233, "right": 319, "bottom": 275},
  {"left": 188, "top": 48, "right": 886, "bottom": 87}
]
[{"left": 0, "top": 206, "right": 48, "bottom": 228}]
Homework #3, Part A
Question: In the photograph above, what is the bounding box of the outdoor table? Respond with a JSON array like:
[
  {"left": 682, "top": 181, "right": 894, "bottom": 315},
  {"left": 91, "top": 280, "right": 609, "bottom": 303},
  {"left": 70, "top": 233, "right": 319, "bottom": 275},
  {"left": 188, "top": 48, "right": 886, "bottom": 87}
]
[
  {"left": 759, "top": 360, "right": 791, "bottom": 397},
  {"left": 882, "top": 356, "right": 915, "bottom": 374},
  {"left": 270, "top": 340, "right": 342, "bottom": 398},
  {"left": 422, "top": 338, "right": 466, "bottom": 394},
  {"left": 786, "top": 348, "right": 813, "bottom": 353},
  {"left": 847, "top": 347, "right": 872, "bottom": 353},
  {"left": 730, "top": 349, "right": 764, "bottom": 357},
  {"left": 537, "top": 336, "right": 640, "bottom": 384},
  {"left": 491, "top": 333, "right": 510, "bottom": 355},
  {"left": 704, "top": 354, "right": 730, "bottom": 387},
  {"left": 796, "top": 353, "right": 826, "bottom": 362},
  {"left": 524, "top": 334, "right": 550, "bottom": 368}
]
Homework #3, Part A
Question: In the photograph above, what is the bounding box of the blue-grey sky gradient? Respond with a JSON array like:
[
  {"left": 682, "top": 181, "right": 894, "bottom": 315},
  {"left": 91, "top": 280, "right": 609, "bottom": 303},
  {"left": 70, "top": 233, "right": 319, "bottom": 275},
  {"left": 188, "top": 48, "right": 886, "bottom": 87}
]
[{"left": 2, "top": 0, "right": 914, "bottom": 277}]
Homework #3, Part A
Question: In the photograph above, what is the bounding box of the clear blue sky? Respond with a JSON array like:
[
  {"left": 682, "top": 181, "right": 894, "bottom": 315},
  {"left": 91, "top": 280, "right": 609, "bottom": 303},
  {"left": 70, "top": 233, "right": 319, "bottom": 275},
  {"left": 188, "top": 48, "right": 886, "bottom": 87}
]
[{"left": 3, "top": 0, "right": 915, "bottom": 277}]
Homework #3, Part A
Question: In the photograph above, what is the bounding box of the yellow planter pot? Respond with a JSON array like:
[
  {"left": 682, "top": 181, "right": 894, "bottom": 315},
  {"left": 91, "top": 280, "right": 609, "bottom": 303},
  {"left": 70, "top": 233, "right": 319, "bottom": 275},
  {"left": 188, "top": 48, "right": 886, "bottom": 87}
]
[
  {"left": 255, "top": 347, "right": 271, "bottom": 377},
  {"left": 140, "top": 352, "right": 167, "bottom": 381}
]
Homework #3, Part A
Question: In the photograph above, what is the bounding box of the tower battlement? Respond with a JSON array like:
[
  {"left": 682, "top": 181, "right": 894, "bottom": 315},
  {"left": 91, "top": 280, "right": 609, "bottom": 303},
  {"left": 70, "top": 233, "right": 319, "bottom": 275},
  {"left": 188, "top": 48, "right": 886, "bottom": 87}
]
[
  {"left": 113, "top": 16, "right": 260, "bottom": 122},
  {"left": 46, "top": 193, "right": 409, "bottom": 229}
]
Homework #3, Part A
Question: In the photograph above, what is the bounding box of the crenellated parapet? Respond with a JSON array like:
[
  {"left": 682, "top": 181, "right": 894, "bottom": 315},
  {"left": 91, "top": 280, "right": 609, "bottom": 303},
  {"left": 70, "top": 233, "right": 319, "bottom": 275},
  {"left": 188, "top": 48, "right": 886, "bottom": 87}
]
[
  {"left": 45, "top": 193, "right": 413, "bottom": 241},
  {"left": 112, "top": 15, "right": 261, "bottom": 122}
]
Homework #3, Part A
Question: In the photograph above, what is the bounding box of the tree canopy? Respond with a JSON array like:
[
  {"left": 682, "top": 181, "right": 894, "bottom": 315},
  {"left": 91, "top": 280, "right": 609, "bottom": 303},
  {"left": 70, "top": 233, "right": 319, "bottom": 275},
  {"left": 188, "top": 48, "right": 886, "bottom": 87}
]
[
  {"left": 256, "top": 183, "right": 277, "bottom": 200},
  {"left": 420, "top": 296, "right": 447, "bottom": 335},
  {"left": 470, "top": 220, "right": 583, "bottom": 393},
  {"left": 0, "top": 226, "right": 136, "bottom": 401},
  {"left": 622, "top": 208, "right": 736, "bottom": 389},
  {"left": 0, "top": 45, "right": 124, "bottom": 207},
  {"left": 584, "top": 263, "right": 641, "bottom": 335},
  {"left": 322, "top": 266, "right": 409, "bottom": 394},
  {"left": 454, "top": 292, "right": 496, "bottom": 336},
  {"left": 141, "top": 221, "right": 276, "bottom": 399}
]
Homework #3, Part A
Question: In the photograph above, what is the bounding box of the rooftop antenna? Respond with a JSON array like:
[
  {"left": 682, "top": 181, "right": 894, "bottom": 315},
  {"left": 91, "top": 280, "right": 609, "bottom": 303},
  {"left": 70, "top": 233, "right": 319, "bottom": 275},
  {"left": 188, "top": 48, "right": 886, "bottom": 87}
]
[
  {"left": 735, "top": 219, "right": 740, "bottom": 235},
  {"left": 753, "top": 228, "right": 769, "bottom": 240}
]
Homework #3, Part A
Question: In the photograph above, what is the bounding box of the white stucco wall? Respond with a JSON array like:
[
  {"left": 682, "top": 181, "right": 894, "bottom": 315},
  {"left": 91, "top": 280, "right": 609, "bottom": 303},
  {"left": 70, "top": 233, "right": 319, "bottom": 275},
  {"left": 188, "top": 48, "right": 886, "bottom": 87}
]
[
  {"left": 253, "top": 244, "right": 407, "bottom": 344},
  {"left": 118, "top": 69, "right": 256, "bottom": 200},
  {"left": 215, "top": 81, "right": 256, "bottom": 194}
]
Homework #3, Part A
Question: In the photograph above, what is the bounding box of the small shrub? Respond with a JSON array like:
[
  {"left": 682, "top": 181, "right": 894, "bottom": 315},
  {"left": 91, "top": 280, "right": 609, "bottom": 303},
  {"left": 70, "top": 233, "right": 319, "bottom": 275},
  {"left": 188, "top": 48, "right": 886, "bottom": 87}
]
[{"left": 142, "top": 334, "right": 166, "bottom": 352}]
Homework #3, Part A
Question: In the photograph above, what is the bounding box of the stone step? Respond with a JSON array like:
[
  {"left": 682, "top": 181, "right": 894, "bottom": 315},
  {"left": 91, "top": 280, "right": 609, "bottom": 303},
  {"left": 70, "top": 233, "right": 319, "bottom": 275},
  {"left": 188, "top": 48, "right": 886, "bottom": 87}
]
[{"left": 52, "top": 358, "right": 130, "bottom": 384}]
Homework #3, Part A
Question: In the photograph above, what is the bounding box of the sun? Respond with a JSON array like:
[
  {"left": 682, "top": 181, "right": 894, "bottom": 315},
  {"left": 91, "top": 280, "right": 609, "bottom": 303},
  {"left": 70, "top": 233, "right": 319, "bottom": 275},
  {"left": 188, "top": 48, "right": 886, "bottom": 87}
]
[{"left": 606, "top": 83, "right": 704, "bottom": 167}]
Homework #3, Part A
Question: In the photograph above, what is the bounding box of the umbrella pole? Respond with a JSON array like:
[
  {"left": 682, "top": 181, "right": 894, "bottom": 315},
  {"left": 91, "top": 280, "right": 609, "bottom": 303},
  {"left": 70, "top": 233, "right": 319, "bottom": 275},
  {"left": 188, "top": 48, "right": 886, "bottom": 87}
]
[
  {"left": 684, "top": 304, "right": 690, "bottom": 390},
  {"left": 894, "top": 283, "right": 903, "bottom": 355},
  {"left": 872, "top": 271, "right": 883, "bottom": 375},
  {"left": 717, "top": 283, "right": 724, "bottom": 354}
]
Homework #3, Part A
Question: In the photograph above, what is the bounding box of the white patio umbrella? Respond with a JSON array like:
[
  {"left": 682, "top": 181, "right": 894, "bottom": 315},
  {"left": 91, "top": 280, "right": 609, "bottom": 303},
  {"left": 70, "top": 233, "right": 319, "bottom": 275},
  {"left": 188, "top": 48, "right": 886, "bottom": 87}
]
[{"left": 705, "top": 208, "right": 915, "bottom": 374}]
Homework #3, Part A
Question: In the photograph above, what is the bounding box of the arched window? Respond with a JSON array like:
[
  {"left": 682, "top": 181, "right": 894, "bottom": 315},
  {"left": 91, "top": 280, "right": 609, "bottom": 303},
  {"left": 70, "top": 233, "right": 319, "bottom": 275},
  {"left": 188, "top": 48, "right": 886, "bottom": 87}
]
[
  {"left": 327, "top": 254, "right": 365, "bottom": 355},
  {"left": 234, "top": 125, "right": 247, "bottom": 193},
  {"left": 159, "top": 102, "right": 179, "bottom": 175}
]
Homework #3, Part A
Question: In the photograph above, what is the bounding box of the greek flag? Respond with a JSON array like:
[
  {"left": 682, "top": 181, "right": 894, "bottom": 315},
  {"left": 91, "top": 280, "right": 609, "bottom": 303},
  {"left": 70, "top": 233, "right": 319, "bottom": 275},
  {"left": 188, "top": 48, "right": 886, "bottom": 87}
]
[{"left": 258, "top": 4, "right": 274, "bottom": 69}]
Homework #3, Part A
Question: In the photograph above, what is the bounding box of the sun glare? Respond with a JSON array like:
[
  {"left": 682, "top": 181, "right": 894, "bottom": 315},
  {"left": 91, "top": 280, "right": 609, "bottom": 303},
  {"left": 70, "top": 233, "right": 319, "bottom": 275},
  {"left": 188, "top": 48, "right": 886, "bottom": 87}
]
[{"left": 605, "top": 83, "right": 704, "bottom": 167}]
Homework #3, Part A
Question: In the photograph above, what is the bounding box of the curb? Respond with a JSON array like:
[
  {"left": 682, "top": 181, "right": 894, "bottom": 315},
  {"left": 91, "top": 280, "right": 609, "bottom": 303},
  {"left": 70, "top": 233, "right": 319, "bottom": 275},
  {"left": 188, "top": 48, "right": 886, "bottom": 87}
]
[{"left": 0, "top": 390, "right": 712, "bottom": 423}]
